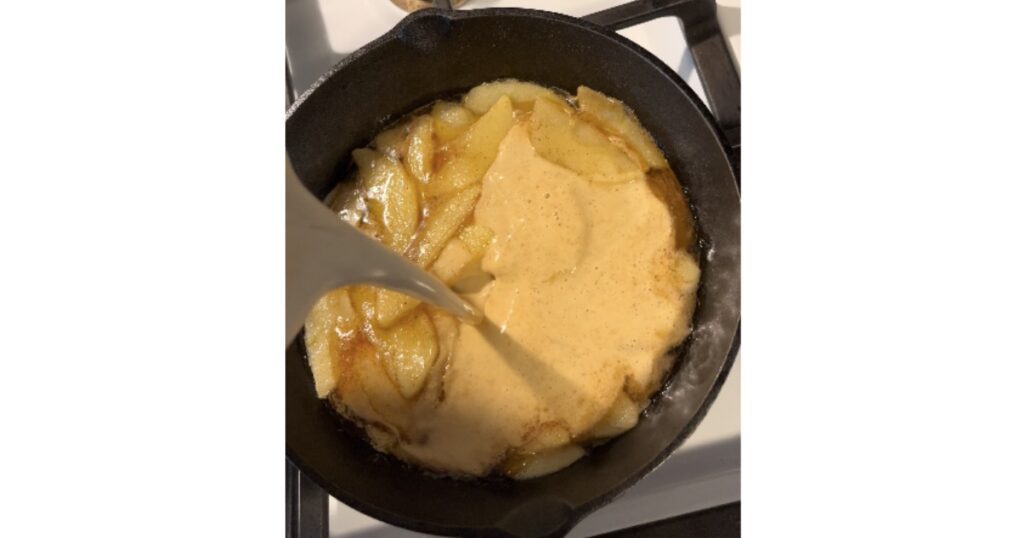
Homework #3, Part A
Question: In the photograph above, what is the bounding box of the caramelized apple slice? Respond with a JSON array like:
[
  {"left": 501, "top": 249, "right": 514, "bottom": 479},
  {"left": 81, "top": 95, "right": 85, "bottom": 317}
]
[
  {"left": 353, "top": 149, "right": 420, "bottom": 252},
  {"left": 426, "top": 96, "right": 514, "bottom": 197},
  {"left": 349, "top": 341, "right": 409, "bottom": 428},
  {"left": 346, "top": 285, "right": 379, "bottom": 339},
  {"left": 427, "top": 309, "right": 458, "bottom": 365},
  {"left": 589, "top": 392, "right": 641, "bottom": 439},
  {"left": 326, "top": 178, "right": 364, "bottom": 226},
  {"left": 431, "top": 101, "right": 477, "bottom": 144},
  {"left": 429, "top": 225, "right": 493, "bottom": 283},
  {"left": 576, "top": 86, "right": 669, "bottom": 170},
  {"left": 375, "top": 289, "right": 419, "bottom": 328},
  {"left": 678, "top": 252, "right": 701, "bottom": 295},
  {"left": 528, "top": 97, "right": 644, "bottom": 184},
  {"left": 379, "top": 310, "right": 439, "bottom": 398},
  {"left": 457, "top": 224, "right": 494, "bottom": 257},
  {"left": 412, "top": 184, "right": 481, "bottom": 267},
  {"left": 372, "top": 122, "right": 410, "bottom": 159},
  {"left": 521, "top": 422, "right": 572, "bottom": 453},
  {"left": 463, "top": 79, "right": 560, "bottom": 114},
  {"left": 406, "top": 115, "right": 434, "bottom": 184},
  {"left": 503, "top": 444, "right": 586, "bottom": 480},
  {"left": 350, "top": 147, "right": 377, "bottom": 171},
  {"left": 304, "top": 289, "right": 359, "bottom": 397},
  {"left": 429, "top": 238, "right": 475, "bottom": 284}
]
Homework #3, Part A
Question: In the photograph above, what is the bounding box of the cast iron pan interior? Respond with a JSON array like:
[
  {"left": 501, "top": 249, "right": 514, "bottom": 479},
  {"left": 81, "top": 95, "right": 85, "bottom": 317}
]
[{"left": 286, "top": 8, "right": 740, "bottom": 538}]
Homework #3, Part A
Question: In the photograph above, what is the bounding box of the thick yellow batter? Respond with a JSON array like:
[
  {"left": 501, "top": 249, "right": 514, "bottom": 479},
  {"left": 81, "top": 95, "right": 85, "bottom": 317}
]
[{"left": 322, "top": 125, "right": 699, "bottom": 476}]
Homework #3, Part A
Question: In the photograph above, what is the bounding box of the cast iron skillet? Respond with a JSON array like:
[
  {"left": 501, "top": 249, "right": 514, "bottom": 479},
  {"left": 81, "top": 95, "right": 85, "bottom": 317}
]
[{"left": 286, "top": 6, "right": 740, "bottom": 537}]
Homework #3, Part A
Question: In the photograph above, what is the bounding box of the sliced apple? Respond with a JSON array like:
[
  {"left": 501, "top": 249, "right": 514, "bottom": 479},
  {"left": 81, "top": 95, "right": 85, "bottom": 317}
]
[
  {"left": 378, "top": 310, "right": 439, "bottom": 398},
  {"left": 576, "top": 86, "right": 669, "bottom": 171},
  {"left": 304, "top": 289, "right": 359, "bottom": 397},
  {"left": 427, "top": 309, "right": 458, "bottom": 365},
  {"left": 412, "top": 184, "right": 481, "bottom": 267},
  {"left": 425, "top": 96, "right": 514, "bottom": 197},
  {"left": 503, "top": 444, "right": 586, "bottom": 480},
  {"left": 431, "top": 101, "right": 477, "bottom": 144},
  {"left": 406, "top": 115, "right": 434, "bottom": 184},
  {"left": 431, "top": 224, "right": 494, "bottom": 285},
  {"left": 457, "top": 224, "right": 494, "bottom": 257},
  {"left": 463, "top": 79, "right": 560, "bottom": 114},
  {"left": 350, "top": 341, "right": 408, "bottom": 427},
  {"left": 372, "top": 122, "right": 409, "bottom": 159},
  {"left": 375, "top": 289, "right": 420, "bottom": 329},
  {"left": 351, "top": 147, "right": 377, "bottom": 170},
  {"left": 364, "top": 423, "right": 398, "bottom": 452},
  {"left": 681, "top": 252, "right": 701, "bottom": 281},
  {"left": 589, "top": 392, "right": 641, "bottom": 439},
  {"left": 430, "top": 238, "right": 475, "bottom": 284},
  {"left": 528, "top": 97, "right": 645, "bottom": 184},
  {"left": 347, "top": 285, "right": 378, "bottom": 336},
  {"left": 521, "top": 422, "right": 572, "bottom": 453},
  {"left": 326, "top": 178, "right": 364, "bottom": 226},
  {"left": 354, "top": 149, "right": 420, "bottom": 252},
  {"left": 678, "top": 253, "right": 701, "bottom": 293}
]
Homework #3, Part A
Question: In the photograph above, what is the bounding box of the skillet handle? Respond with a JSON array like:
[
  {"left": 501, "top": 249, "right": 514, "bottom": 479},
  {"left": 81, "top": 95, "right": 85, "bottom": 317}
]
[{"left": 584, "top": 0, "right": 740, "bottom": 151}]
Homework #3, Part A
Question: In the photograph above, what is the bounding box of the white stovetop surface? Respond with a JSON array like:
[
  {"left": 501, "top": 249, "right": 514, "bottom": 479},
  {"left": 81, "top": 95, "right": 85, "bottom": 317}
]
[{"left": 285, "top": 1, "right": 741, "bottom": 535}]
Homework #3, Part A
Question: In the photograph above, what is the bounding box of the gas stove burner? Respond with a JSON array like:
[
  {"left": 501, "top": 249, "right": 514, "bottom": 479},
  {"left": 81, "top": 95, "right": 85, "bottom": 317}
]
[{"left": 390, "top": 0, "right": 468, "bottom": 13}]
